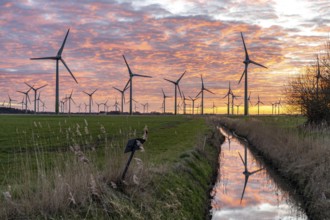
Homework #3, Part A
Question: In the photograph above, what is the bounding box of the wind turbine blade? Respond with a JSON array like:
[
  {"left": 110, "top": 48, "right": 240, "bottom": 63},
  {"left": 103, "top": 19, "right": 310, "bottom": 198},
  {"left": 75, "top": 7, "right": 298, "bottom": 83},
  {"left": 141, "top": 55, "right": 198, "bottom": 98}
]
[
  {"left": 71, "top": 97, "right": 76, "bottom": 104},
  {"left": 30, "top": 56, "right": 57, "bottom": 60},
  {"left": 195, "top": 90, "right": 202, "bottom": 98},
  {"left": 113, "top": 87, "right": 121, "bottom": 93},
  {"left": 223, "top": 93, "right": 229, "bottom": 99},
  {"left": 70, "top": 89, "right": 73, "bottom": 97},
  {"left": 238, "top": 69, "right": 246, "bottom": 84},
  {"left": 164, "top": 78, "right": 176, "bottom": 84},
  {"left": 238, "top": 152, "right": 246, "bottom": 166},
  {"left": 57, "top": 29, "right": 70, "bottom": 56},
  {"left": 60, "top": 58, "right": 78, "bottom": 84},
  {"left": 250, "top": 168, "right": 263, "bottom": 175},
  {"left": 83, "top": 91, "right": 89, "bottom": 95},
  {"left": 122, "top": 55, "right": 133, "bottom": 76},
  {"left": 124, "top": 79, "right": 130, "bottom": 91},
  {"left": 17, "top": 91, "right": 24, "bottom": 95},
  {"left": 250, "top": 60, "right": 267, "bottom": 69},
  {"left": 36, "top": 84, "right": 47, "bottom": 90},
  {"left": 24, "top": 82, "right": 34, "bottom": 89},
  {"left": 133, "top": 73, "right": 152, "bottom": 78},
  {"left": 177, "top": 85, "right": 182, "bottom": 98},
  {"left": 240, "top": 175, "right": 249, "bottom": 203},
  {"left": 162, "top": 88, "right": 165, "bottom": 96},
  {"left": 91, "top": 89, "right": 98, "bottom": 95},
  {"left": 177, "top": 70, "right": 186, "bottom": 83},
  {"left": 205, "top": 88, "right": 215, "bottom": 94},
  {"left": 241, "top": 32, "right": 249, "bottom": 59},
  {"left": 201, "top": 74, "right": 204, "bottom": 85}
]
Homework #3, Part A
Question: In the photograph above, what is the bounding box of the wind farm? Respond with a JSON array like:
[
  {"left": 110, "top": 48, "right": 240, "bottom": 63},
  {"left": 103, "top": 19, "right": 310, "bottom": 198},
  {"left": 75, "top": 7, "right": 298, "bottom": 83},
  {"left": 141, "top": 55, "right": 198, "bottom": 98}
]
[{"left": 0, "top": 1, "right": 329, "bottom": 219}]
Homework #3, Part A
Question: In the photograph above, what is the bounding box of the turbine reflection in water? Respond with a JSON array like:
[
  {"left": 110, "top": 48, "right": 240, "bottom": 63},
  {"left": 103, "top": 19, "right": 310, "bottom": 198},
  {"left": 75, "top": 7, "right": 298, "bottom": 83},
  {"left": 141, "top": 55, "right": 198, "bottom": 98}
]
[{"left": 210, "top": 128, "right": 307, "bottom": 220}]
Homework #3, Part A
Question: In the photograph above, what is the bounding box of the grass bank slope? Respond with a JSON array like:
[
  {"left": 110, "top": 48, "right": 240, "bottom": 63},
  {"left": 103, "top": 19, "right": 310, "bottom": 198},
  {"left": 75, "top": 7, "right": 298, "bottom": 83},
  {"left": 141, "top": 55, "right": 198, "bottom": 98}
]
[
  {"left": 0, "top": 115, "right": 222, "bottom": 219},
  {"left": 218, "top": 116, "right": 330, "bottom": 220}
]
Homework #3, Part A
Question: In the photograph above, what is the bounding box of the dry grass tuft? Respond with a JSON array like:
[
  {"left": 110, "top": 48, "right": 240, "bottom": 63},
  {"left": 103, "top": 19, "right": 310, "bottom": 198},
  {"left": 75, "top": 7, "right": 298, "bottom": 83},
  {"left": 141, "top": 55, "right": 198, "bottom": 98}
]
[{"left": 0, "top": 121, "right": 152, "bottom": 219}]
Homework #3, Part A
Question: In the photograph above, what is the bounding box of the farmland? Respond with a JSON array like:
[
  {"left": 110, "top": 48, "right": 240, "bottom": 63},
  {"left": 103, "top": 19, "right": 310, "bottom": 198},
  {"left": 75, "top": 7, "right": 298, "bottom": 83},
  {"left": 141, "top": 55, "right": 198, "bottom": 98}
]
[{"left": 0, "top": 114, "right": 222, "bottom": 219}]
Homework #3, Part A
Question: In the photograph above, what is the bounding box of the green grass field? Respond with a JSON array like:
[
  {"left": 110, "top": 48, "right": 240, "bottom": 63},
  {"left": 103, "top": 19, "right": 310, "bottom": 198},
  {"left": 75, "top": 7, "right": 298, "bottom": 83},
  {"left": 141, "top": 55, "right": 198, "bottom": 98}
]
[
  {"left": 0, "top": 115, "right": 209, "bottom": 179},
  {"left": 0, "top": 114, "right": 220, "bottom": 219}
]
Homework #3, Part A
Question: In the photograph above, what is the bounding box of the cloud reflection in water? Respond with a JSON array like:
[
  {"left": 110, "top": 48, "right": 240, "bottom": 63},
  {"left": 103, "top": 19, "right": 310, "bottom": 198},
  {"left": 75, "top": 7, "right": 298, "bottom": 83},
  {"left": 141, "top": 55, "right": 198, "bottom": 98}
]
[{"left": 211, "top": 128, "right": 307, "bottom": 220}]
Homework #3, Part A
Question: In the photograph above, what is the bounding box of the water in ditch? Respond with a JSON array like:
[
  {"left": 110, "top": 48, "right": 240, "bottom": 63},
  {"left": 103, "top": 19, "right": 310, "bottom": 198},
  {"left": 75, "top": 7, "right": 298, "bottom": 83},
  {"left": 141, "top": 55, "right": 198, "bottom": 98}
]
[{"left": 210, "top": 127, "right": 308, "bottom": 220}]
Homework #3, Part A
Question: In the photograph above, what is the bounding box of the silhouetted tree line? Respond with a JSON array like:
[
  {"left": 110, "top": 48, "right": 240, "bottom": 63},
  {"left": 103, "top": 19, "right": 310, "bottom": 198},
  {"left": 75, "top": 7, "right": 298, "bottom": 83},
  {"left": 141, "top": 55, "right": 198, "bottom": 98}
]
[{"left": 286, "top": 41, "right": 330, "bottom": 125}]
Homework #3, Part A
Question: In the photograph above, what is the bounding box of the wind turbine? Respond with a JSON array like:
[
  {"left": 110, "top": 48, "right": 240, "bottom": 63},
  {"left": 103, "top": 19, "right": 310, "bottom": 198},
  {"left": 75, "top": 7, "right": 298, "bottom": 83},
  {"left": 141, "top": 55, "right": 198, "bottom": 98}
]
[
  {"left": 212, "top": 102, "right": 216, "bottom": 114},
  {"left": 114, "top": 98, "right": 120, "bottom": 112},
  {"left": 113, "top": 79, "right": 130, "bottom": 113},
  {"left": 235, "top": 103, "right": 242, "bottom": 115},
  {"left": 231, "top": 92, "right": 240, "bottom": 115},
  {"left": 24, "top": 82, "right": 47, "bottom": 114},
  {"left": 196, "top": 75, "right": 215, "bottom": 115},
  {"left": 77, "top": 103, "right": 82, "bottom": 113},
  {"left": 40, "top": 100, "right": 47, "bottom": 112},
  {"left": 66, "top": 90, "right": 75, "bottom": 114},
  {"left": 83, "top": 89, "right": 97, "bottom": 114},
  {"left": 238, "top": 144, "right": 263, "bottom": 203},
  {"left": 189, "top": 96, "right": 199, "bottom": 115},
  {"left": 7, "top": 95, "right": 16, "bottom": 108},
  {"left": 18, "top": 97, "right": 25, "bottom": 110},
  {"left": 141, "top": 103, "right": 148, "bottom": 113},
  {"left": 122, "top": 55, "right": 152, "bottom": 115},
  {"left": 161, "top": 88, "right": 171, "bottom": 114},
  {"left": 223, "top": 81, "right": 232, "bottom": 115},
  {"left": 36, "top": 92, "right": 42, "bottom": 113},
  {"left": 83, "top": 103, "right": 88, "bottom": 113},
  {"left": 164, "top": 71, "right": 186, "bottom": 115},
  {"left": 238, "top": 32, "right": 267, "bottom": 116},
  {"left": 182, "top": 92, "right": 190, "bottom": 115},
  {"left": 30, "top": 29, "right": 78, "bottom": 114},
  {"left": 271, "top": 102, "right": 276, "bottom": 115},
  {"left": 101, "top": 99, "right": 108, "bottom": 112},
  {"left": 255, "top": 95, "right": 264, "bottom": 115},
  {"left": 17, "top": 87, "right": 31, "bottom": 113},
  {"left": 96, "top": 102, "right": 102, "bottom": 113}
]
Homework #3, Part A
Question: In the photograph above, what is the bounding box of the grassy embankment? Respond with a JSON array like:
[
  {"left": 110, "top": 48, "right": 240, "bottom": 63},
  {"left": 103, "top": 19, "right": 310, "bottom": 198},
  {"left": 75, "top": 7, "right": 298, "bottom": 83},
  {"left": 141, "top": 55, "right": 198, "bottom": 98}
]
[
  {"left": 217, "top": 115, "right": 330, "bottom": 220},
  {"left": 0, "top": 115, "right": 222, "bottom": 219}
]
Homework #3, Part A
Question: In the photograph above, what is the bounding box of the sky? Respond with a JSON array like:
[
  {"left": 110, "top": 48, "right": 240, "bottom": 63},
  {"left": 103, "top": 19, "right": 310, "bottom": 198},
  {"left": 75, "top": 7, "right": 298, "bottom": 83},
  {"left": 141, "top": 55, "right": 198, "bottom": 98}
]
[{"left": 0, "top": 0, "right": 329, "bottom": 114}]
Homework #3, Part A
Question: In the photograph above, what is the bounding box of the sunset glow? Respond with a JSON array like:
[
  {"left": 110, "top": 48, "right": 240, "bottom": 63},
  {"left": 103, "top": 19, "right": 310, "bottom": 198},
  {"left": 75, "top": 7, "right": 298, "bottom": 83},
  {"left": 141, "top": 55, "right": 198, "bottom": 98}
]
[{"left": 0, "top": 0, "right": 329, "bottom": 114}]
